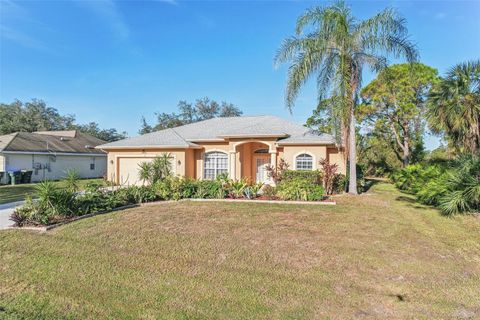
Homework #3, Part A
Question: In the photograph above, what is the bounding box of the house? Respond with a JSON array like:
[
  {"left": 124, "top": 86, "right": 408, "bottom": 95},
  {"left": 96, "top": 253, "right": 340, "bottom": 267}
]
[
  {"left": 0, "top": 130, "right": 107, "bottom": 184},
  {"left": 97, "top": 115, "right": 346, "bottom": 185}
]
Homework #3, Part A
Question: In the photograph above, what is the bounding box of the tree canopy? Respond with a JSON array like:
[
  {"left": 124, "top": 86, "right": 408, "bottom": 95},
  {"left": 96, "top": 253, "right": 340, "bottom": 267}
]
[
  {"left": 275, "top": 0, "right": 417, "bottom": 193},
  {"left": 0, "top": 99, "right": 127, "bottom": 142},
  {"left": 139, "top": 97, "right": 242, "bottom": 134},
  {"left": 427, "top": 60, "right": 480, "bottom": 154},
  {"left": 359, "top": 63, "right": 439, "bottom": 166}
]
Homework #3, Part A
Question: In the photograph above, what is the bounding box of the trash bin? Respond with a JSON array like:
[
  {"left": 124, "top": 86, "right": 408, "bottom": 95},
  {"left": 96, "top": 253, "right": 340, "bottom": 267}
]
[
  {"left": 21, "top": 170, "right": 33, "bottom": 183},
  {"left": 8, "top": 171, "right": 22, "bottom": 185}
]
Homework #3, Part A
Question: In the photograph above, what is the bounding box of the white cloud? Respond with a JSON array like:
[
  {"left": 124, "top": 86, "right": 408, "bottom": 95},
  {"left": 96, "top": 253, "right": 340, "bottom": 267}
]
[{"left": 78, "top": 0, "right": 129, "bottom": 41}]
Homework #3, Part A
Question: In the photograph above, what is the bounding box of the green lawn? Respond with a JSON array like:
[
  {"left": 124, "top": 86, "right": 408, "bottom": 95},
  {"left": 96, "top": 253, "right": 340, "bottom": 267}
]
[
  {"left": 1, "top": 182, "right": 479, "bottom": 319},
  {"left": 0, "top": 179, "right": 104, "bottom": 205}
]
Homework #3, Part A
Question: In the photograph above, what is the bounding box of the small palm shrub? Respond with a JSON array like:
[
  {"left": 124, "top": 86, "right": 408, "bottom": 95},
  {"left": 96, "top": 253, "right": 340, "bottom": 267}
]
[
  {"left": 438, "top": 155, "right": 480, "bottom": 215},
  {"left": 391, "top": 164, "right": 445, "bottom": 194},
  {"left": 35, "top": 181, "right": 76, "bottom": 219},
  {"left": 392, "top": 155, "right": 480, "bottom": 215},
  {"left": 415, "top": 173, "right": 448, "bottom": 206},
  {"left": 138, "top": 153, "right": 173, "bottom": 185},
  {"left": 63, "top": 169, "right": 81, "bottom": 192},
  {"left": 228, "top": 179, "right": 248, "bottom": 199},
  {"left": 244, "top": 182, "right": 264, "bottom": 199}
]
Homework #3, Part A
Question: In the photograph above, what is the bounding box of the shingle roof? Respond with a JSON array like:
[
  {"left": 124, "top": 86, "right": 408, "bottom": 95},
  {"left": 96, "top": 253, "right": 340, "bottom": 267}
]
[
  {"left": 97, "top": 128, "right": 201, "bottom": 149},
  {"left": 0, "top": 131, "right": 106, "bottom": 155},
  {"left": 97, "top": 115, "right": 336, "bottom": 149}
]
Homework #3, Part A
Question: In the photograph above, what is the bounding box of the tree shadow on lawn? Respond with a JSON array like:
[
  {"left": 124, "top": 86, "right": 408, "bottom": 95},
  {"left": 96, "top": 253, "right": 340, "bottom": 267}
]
[
  {"left": 363, "top": 178, "right": 381, "bottom": 193},
  {"left": 395, "top": 195, "right": 437, "bottom": 211}
]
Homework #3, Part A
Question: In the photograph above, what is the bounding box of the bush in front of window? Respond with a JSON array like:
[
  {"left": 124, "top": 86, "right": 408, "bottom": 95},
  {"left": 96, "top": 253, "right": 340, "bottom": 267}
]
[
  {"left": 276, "top": 177, "right": 325, "bottom": 201},
  {"left": 282, "top": 170, "right": 322, "bottom": 185}
]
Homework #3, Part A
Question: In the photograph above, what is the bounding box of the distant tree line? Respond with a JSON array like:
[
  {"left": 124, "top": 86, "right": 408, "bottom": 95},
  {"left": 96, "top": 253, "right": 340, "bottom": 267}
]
[
  {"left": 0, "top": 99, "right": 127, "bottom": 142},
  {"left": 139, "top": 97, "right": 242, "bottom": 134}
]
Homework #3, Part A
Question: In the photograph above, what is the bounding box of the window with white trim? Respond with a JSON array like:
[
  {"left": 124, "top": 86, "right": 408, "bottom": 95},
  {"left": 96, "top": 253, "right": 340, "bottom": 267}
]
[
  {"left": 295, "top": 153, "right": 313, "bottom": 170},
  {"left": 204, "top": 152, "right": 228, "bottom": 180}
]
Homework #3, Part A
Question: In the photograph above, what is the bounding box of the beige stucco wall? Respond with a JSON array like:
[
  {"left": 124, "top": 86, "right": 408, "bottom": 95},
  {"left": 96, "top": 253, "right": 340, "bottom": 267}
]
[
  {"left": 280, "top": 145, "right": 346, "bottom": 174},
  {"left": 327, "top": 147, "right": 347, "bottom": 174},
  {"left": 0, "top": 153, "right": 107, "bottom": 183},
  {"left": 193, "top": 142, "right": 230, "bottom": 180},
  {"left": 106, "top": 149, "right": 186, "bottom": 184},
  {"left": 103, "top": 141, "right": 346, "bottom": 184}
]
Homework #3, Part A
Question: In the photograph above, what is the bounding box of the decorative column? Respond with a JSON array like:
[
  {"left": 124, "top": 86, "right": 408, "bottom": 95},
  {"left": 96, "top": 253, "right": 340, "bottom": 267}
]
[
  {"left": 229, "top": 151, "right": 236, "bottom": 180},
  {"left": 269, "top": 149, "right": 277, "bottom": 185}
]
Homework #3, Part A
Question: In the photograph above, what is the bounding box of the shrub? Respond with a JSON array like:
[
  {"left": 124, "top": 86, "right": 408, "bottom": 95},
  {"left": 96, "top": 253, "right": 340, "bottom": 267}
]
[
  {"left": 438, "top": 155, "right": 480, "bottom": 215},
  {"left": 266, "top": 158, "right": 289, "bottom": 183},
  {"left": 276, "top": 178, "right": 324, "bottom": 201},
  {"left": 262, "top": 185, "right": 277, "bottom": 199},
  {"left": 391, "top": 155, "right": 480, "bottom": 215},
  {"left": 282, "top": 170, "right": 322, "bottom": 184},
  {"left": 416, "top": 173, "right": 448, "bottom": 206},
  {"left": 35, "top": 181, "right": 75, "bottom": 219},
  {"left": 244, "top": 182, "right": 263, "bottom": 199},
  {"left": 391, "top": 164, "right": 445, "bottom": 194},
  {"left": 63, "top": 169, "right": 81, "bottom": 192},
  {"left": 138, "top": 153, "right": 173, "bottom": 185},
  {"left": 332, "top": 173, "right": 347, "bottom": 194},
  {"left": 10, "top": 196, "right": 36, "bottom": 227},
  {"left": 228, "top": 179, "right": 248, "bottom": 199},
  {"left": 132, "top": 186, "right": 157, "bottom": 203},
  {"left": 319, "top": 158, "right": 338, "bottom": 195},
  {"left": 194, "top": 180, "right": 224, "bottom": 199}
]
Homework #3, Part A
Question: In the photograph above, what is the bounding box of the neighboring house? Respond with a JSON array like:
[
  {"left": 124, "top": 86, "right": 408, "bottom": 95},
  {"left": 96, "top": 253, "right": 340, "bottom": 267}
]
[
  {"left": 97, "top": 115, "right": 346, "bottom": 186},
  {"left": 0, "top": 130, "right": 107, "bottom": 184}
]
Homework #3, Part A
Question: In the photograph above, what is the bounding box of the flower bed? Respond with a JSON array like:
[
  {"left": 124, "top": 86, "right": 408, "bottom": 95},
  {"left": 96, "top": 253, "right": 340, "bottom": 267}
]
[{"left": 10, "top": 172, "right": 344, "bottom": 228}]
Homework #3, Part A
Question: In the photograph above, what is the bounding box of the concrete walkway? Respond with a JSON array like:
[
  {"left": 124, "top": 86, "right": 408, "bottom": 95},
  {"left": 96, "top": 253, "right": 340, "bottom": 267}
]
[{"left": 0, "top": 201, "right": 25, "bottom": 229}]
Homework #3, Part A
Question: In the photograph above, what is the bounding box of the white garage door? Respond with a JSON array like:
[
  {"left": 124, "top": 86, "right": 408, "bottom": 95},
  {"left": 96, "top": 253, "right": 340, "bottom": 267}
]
[{"left": 118, "top": 157, "right": 154, "bottom": 186}]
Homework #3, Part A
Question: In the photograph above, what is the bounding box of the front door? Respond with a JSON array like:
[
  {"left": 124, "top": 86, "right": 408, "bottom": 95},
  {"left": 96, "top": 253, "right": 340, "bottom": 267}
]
[{"left": 255, "top": 157, "right": 269, "bottom": 183}]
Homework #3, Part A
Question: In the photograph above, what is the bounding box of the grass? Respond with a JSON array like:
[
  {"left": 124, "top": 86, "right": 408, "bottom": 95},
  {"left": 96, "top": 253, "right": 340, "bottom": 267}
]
[
  {"left": 0, "top": 179, "right": 104, "bottom": 205},
  {"left": 0, "top": 182, "right": 479, "bottom": 319}
]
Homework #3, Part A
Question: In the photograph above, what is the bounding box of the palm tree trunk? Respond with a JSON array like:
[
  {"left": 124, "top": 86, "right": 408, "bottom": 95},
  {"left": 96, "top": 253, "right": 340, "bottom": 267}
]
[{"left": 348, "top": 107, "right": 358, "bottom": 195}]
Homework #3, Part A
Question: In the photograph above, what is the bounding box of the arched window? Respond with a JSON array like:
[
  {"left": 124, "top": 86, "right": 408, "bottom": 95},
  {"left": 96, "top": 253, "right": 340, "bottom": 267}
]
[
  {"left": 295, "top": 153, "right": 313, "bottom": 170},
  {"left": 204, "top": 152, "right": 228, "bottom": 180}
]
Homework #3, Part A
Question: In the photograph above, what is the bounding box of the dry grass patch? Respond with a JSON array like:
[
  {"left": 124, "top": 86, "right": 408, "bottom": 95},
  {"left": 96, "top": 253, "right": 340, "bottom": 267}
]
[{"left": 1, "top": 182, "right": 479, "bottom": 319}]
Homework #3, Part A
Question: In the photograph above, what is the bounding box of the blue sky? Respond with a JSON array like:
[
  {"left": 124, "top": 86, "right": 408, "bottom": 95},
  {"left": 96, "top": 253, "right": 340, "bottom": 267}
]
[{"left": 1, "top": 0, "right": 479, "bottom": 149}]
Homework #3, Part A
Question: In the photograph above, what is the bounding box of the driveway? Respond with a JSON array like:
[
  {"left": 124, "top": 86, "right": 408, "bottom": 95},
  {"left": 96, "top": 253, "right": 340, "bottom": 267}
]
[{"left": 0, "top": 201, "right": 24, "bottom": 229}]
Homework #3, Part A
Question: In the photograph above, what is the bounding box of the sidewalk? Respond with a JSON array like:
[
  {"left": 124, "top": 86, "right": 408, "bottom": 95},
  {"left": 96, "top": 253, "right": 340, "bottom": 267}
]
[{"left": 0, "top": 200, "right": 25, "bottom": 230}]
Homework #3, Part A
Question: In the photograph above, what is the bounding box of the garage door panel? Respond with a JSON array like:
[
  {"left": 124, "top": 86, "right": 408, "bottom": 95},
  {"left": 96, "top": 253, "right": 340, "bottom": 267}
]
[{"left": 118, "top": 157, "right": 153, "bottom": 186}]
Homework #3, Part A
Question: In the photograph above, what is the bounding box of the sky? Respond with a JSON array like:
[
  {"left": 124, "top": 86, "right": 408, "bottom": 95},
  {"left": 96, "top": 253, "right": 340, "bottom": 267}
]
[{"left": 1, "top": 0, "right": 479, "bottom": 149}]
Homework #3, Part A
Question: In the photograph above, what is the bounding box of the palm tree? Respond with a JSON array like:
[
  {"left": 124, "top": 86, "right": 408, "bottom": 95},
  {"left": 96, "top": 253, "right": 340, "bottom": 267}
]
[
  {"left": 427, "top": 60, "right": 480, "bottom": 154},
  {"left": 274, "top": 1, "right": 417, "bottom": 194}
]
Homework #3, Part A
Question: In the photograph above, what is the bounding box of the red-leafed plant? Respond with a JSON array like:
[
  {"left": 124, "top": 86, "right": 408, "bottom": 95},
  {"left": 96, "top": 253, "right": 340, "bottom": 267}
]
[
  {"left": 319, "top": 158, "right": 338, "bottom": 195},
  {"left": 266, "top": 158, "right": 289, "bottom": 183}
]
